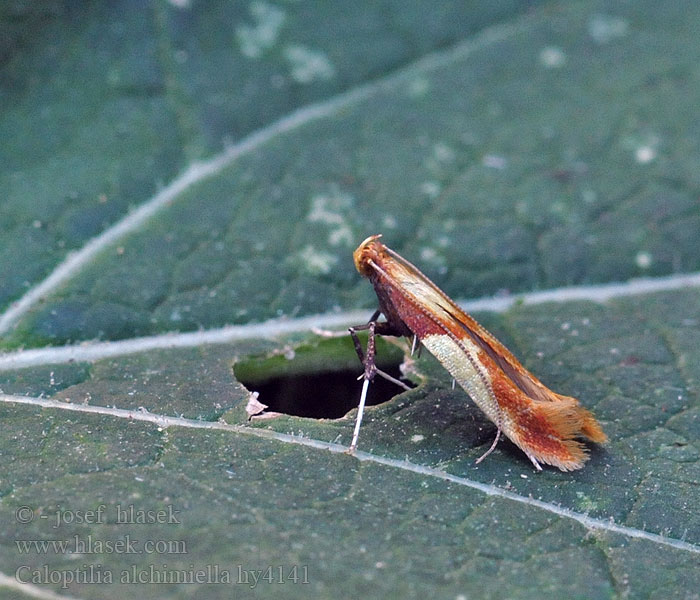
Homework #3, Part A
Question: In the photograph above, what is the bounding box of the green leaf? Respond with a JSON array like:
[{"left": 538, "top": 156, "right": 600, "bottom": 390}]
[{"left": 2, "top": 1, "right": 700, "bottom": 598}]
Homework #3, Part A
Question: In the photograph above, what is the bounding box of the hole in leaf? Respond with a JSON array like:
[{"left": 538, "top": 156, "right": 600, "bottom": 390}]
[{"left": 234, "top": 334, "right": 414, "bottom": 419}]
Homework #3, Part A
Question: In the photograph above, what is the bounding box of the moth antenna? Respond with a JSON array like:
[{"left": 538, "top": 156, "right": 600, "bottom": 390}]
[
  {"left": 349, "top": 377, "right": 370, "bottom": 452},
  {"left": 451, "top": 378, "right": 456, "bottom": 390},
  {"left": 411, "top": 335, "right": 418, "bottom": 356}
]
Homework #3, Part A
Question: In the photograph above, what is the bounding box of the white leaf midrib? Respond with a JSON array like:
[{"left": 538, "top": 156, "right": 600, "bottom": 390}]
[
  {"left": 0, "top": 19, "right": 523, "bottom": 339},
  {"left": 1, "top": 392, "right": 698, "bottom": 556},
  {"left": 1, "top": 270, "right": 700, "bottom": 370}
]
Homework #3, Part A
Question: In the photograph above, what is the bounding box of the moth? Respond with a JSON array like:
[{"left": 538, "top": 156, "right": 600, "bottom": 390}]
[{"left": 349, "top": 234, "right": 606, "bottom": 471}]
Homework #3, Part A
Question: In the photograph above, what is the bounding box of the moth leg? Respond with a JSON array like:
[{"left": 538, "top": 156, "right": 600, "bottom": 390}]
[
  {"left": 525, "top": 452, "right": 543, "bottom": 472},
  {"left": 348, "top": 310, "right": 381, "bottom": 366},
  {"left": 365, "top": 369, "right": 411, "bottom": 390},
  {"left": 474, "top": 396, "right": 506, "bottom": 466},
  {"left": 353, "top": 310, "right": 381, "bottom": 332},
  {"left": 349, "top": 318, "right": 410, "bottom": 391},
  {"left": 475, "top": 428, "right": 502, "bottom": 465},
  {"left": 475, "top": 428, "right": 543, "bottom": 471},
  {"left": 349, "top": 320, "right": 378, "bottom": 380}
]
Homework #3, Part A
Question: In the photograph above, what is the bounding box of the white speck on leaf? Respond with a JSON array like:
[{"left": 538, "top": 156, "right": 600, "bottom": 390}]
[
  {"left": 307, "top": 188, "right": 354, "bottom": 246},
  {"left": 308, "top": 191, "right": 352, "bottom": 225},
  {"left": 539, "top": 46, "right": 566, "bottom": 68},
  {"left": 283, "top": 44, "right": 335, "bottom": 83},
  {"left": 408, "top": 77, "right": 430, "bottom": 97},
  {"left": 621, "top": 132, "right": 659, "bottom": 164},
  {"left": 582, "top": 189, "right": 597, "bottom": 203},
  {"left": 588, "top": 14, "right": 629, "bottom": 44},
  {"left": 328, "top": 225, "right": 353, "bottom": 247},
  {"left": 433, "top": 143, "right": 455, "bottom": 163},
  {"left": 236, "top": 1, "right": 286, "bottom": 58},
  {"left": 482, "top": 154, "right": 507, "bottom": 169},
  {"left": 420, "top": 181, "right": 441, "bottom": 198},
  {"left": 297, "top": 245, "right": 338, "bottom": 275},
  {"left": 636, "top": 251, "right": 652, "bottom": 269},
  {"left": 421, "top": 247, "right": 436, "bottom": 261},
  {"left": 382, "top": 215, "right": 398, "bottom": 229},
  {"left": 411, "top": 434, "right": 425, "bottom": 443},
  {"left": 635, "top": 145, "right": 657, "bottom": 164},
  {"left": 420, "top": 247, "right": 446, "bottom": 269},
  {"left": 424, "top": 142, "right": 455, "bottom": 175}
]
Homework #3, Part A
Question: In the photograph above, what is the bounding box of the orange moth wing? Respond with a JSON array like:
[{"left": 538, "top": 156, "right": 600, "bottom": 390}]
[{"left": 353, "top": 234, "right": 606, "bottom": 471}]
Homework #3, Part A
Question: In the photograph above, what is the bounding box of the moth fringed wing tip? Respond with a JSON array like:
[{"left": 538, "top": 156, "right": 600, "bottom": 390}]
[
  {"left": 581, "top": 413, "right": 608, "bottom": 445},
  {"left": 517, "top": 397, "right": 607, "bottom": 471}
]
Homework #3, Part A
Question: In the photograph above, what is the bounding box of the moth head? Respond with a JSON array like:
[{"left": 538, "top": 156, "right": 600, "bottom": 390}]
[{"left": 353, "top": 234, "right": 384, "bottom": 277}]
